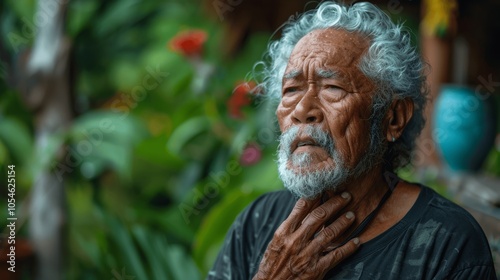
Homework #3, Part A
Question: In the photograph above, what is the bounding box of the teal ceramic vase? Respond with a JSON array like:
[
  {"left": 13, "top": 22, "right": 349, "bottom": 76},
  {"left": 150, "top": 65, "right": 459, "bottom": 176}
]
[{"left": 433, "top": 85, "right": 497, "bottom": 171}]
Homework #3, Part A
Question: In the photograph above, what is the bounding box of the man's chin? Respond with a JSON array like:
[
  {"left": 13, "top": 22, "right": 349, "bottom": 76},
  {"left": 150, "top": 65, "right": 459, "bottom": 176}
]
[
  {"left": 286, "top": 160, "right": 336, "bottom": 174},
  {"left": 279, "top": 161, "right": 351, "bottom": 199}
]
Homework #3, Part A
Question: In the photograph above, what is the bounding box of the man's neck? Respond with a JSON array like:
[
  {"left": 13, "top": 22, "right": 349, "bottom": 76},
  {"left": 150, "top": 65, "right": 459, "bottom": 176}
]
[{"left": 324, "top": 165, "right": 393, "bottom": 242}]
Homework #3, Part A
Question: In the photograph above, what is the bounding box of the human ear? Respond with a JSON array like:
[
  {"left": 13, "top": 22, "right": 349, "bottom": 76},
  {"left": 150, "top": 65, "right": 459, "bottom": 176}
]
[{"left": 385, "top": 98, "right": 414, "bottom": 142}]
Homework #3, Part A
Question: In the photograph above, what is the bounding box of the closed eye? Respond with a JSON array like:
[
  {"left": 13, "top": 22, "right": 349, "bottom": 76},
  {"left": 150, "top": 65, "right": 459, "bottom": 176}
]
[
  {"left": 283, "top": 87, "right": 299, "bottom": 95},
  {"left": 321, "top": 84, "right": 348, "bottom": 102},
  {"left": 324, "top": 84, "right": 343, "bottom": 90}
]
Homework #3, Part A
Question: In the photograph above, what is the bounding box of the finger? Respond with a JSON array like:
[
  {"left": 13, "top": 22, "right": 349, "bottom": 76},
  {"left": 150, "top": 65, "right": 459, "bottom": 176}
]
[
  {"left": 318, "top": 237, "right": 360, "bottom": 269},
  {"left": 298, "top": 192, "right": 352, "bottom": 238},
  {"left": 278, "top": 197, "right": 321, "bottom": 234},
  {"left": 310, "top": 211, "right": 356, "bottom": 249}
]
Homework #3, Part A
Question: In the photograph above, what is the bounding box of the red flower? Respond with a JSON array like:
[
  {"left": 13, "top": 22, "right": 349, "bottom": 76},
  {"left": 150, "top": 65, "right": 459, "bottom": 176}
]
[
  {"left": 169, "top": 29, "right": 207, "bottom": 57},
  {"left": 240, "top": 143, "right": 262, "bottom": 166},
  {"left": 228, "top": 81, "right": 256, "bottom": 119}
]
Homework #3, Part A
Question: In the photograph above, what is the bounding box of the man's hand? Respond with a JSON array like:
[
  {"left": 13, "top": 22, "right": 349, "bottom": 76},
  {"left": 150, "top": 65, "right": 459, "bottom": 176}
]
[{"left": 253, "top": 192, "right": 359, "bottom": 279}]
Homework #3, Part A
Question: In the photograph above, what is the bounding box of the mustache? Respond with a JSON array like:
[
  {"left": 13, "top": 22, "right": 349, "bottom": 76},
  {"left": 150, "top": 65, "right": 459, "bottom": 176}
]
[{"left": 279, "top": 125, "right": 335, "bottom": 156}]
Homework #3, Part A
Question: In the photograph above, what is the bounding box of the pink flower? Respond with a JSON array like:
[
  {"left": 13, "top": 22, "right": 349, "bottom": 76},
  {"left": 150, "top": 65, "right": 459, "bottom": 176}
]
[
  {"left": 169, "top": 29, "right": 207, "bottom": 57},
  {"left": 240, "top": 143, "right": 262, "bottom": 166}
]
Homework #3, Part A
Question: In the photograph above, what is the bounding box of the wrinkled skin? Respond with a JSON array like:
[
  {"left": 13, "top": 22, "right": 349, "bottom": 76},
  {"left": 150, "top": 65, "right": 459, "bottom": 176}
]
[
  {"left": 278, "top": 28, "right": 375, "bottom": 173},
  {"left": 253, "top": 28, "right": 420, "bottom": 279},
  {"left": 253, "top": 193, "right": 359, "bottom": 280}
]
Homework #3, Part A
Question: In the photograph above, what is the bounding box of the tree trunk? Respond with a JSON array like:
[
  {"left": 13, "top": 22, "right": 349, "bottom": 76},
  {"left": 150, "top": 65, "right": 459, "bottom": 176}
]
[{"left": 21, "top": 0, "right": 72, "bottom": 279}]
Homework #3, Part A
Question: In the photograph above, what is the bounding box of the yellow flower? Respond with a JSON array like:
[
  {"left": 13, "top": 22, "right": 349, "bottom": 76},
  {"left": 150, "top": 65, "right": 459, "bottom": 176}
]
[{"left": 421, "top": 0, "right": 458, "bottom": 37}]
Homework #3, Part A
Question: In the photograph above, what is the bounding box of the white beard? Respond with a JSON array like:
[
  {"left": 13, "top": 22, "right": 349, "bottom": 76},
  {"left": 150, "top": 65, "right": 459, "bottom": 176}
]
[{"left": 277, "top": 125, "right": 350, "bottom": 199}]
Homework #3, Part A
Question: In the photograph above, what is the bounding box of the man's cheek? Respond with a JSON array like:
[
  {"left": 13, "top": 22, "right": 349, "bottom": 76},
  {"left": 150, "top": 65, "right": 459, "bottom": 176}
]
[
  {"left": 276, "top": 105, "right": 295, "bottom": 129},
  {"left": 342, "top": 122, "right": 371, "bottom": 166},
  {"left": 280, "top": 95, "right": 301, "bottom": 109}
]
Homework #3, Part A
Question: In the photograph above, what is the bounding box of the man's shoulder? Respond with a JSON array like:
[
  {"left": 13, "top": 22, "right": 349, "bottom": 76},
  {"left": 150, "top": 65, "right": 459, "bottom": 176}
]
[
  {"left": 409, "top": 186, "right": 492, "bottom": 262},
  {"left": 419, "top": 185, "right": 485, "bottom": 234},
  {"left": 331, "top": 185, "right": 496, "bottom": 279},
  {"left": 407, "top": 186, "right": 495, "bottom": 276}
]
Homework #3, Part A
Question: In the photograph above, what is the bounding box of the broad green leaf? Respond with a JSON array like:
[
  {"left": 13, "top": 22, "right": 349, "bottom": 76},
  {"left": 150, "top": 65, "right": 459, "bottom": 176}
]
[
  {"left": 171, "top": 161, "right": 203, "bottom": 202},
  {"left": 162, "top": 206, "right": 196, "bottom": 244},
  {"left": 165, "top": 66, "right": 193, "bottom": 98},
  {"left": 73, "top": 144, "right": 130, "bottom": 180},
  {"left": 230, "top": 124, "right": 252, "bottom": 155},
  {"left": 167, "top": 116, "right": 210, "bottom": 156},
  {"left": 135, "top": 135, "right": 183, "bottom": 167},
  {"left": 104, "top": 212, "right": 148, "bottom": 280},
  {"left": 0, "top": 140, "right": 8, "bottom": 166},
  {"left": 94, "top": 0, "right": 144, "bottom": 37},
  {"left": 5, "top": 0, "right": 35, "bottom": 23},
  {"left": 73, "top": 232, "right": 101, "bottom": 267},
  {"left": 66, "top": 0, "right": 99, "bottom": 37},
  {"left": 69, "top": 111, "right": 147, "bottom": 180},
  {"left": 0, "top": 117, "right": 33, "bottom": 164},
  {"left": 70, "top": 111, "right": 147, "bottom": 146},
  {"left": 241, "top": 156, "right": 282, "bottom": 192},
  {"left": 484, "top": 149, "right": 500, "bottom": 177},
  {"left": 164, "top": 241, "right": 201, "bottom": 280},
  {"left": 132, "top": 226, "right": 170, "bottom": 280},
  {"left": 110, "top": 60, "right": 142, "bottom": 91},
  {"left": 193, "top": 188, "right": 263, "bottom": 274}
]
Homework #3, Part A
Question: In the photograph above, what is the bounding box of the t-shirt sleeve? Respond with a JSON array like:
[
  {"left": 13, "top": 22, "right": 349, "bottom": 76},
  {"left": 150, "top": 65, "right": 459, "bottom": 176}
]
[
  {"left": 207, "top": 191, "right": 295, "bottom": 280},
  {"left": 448, "top": 265, "right": 498, "bottom": 280},
  {"left": 425, "top": 190, "right": 498, "bottom": 279},
  {"left": 206, "top": 195, "right": 266, "bottom": 280},
  {"left": 206, "top": 209, "right": 250, "bottom": 280}
]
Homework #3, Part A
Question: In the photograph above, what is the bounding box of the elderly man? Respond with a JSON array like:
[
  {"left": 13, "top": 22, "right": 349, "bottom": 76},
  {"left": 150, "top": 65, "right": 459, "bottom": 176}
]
[{"left": 208, "top": 2, "right": 497, "bottom": 279}]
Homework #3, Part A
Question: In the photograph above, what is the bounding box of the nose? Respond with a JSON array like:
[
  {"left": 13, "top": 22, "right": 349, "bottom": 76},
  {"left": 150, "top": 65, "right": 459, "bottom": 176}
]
[{"left": 291, "top": 92, "right": 324, "bottom": 124}]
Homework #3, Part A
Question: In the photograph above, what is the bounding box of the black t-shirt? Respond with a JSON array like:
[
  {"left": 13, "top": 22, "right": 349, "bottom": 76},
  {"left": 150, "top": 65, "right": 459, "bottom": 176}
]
[{"left": 208, "top": 185, "right": 497, "bottom": 279}]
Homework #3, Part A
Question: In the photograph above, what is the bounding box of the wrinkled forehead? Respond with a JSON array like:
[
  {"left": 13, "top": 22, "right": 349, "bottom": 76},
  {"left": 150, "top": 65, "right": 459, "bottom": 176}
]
[
  {"left": 285, "top": 28, "right": 374, "bottom": 93},
  {"left": 289, "top": 28, "right": 370, "bottom": 63}
]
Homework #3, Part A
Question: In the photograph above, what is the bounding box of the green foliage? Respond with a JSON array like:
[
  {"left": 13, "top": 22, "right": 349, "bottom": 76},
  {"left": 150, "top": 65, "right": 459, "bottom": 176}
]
[
  {"left": 193, "top": 188, "right": 264, "bottom": 273},
  {"left": 483, "top": 149, "right": 500, "bottom": 177},
  {"left": 0, "top": 116, "right": 33, "bottom": 165},
  {"left": 5, "top": 0, "right": 35, "bottom": 20},
  {"left": 1, "top": 0, "right": 280, "bottom": 279},
  {"left": 66, "top": 0, "right": 99, "bottom": 37},
  {"left": 68, "top": 186, "right": 199, "bottom": 280},
  {"left": 167, "top": 116, "right": 211, "bottom": 159},
  {"left": 2, "top": 1, "right": 499, "bottom": 279},
  {"left": 68, "top": 111, "right": 148, "bottom": 180},
  {"left": 483, "top": 94, "right": 500, "bottom": 177}
]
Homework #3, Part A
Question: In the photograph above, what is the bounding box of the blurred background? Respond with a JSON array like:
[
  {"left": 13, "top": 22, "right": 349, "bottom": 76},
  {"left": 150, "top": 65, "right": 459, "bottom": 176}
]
[{"left": 0, "top": 0, "right": 499, "bottom": 279}]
